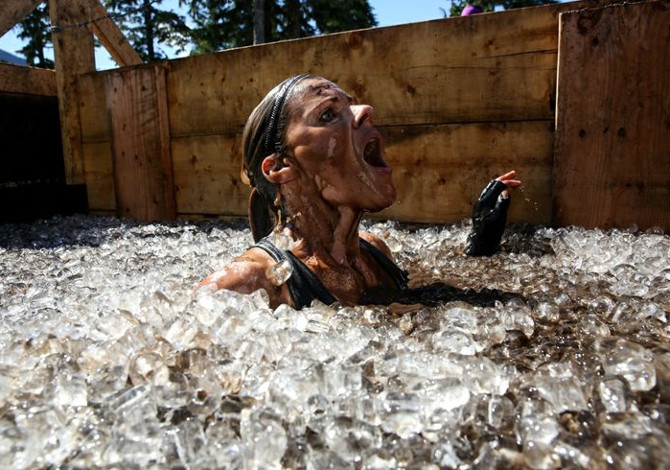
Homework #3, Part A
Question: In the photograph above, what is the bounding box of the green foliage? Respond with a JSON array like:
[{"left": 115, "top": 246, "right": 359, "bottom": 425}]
[
  {"left": 309, "top": 0, "right": 377, "bottom": 34},
  {"left": 10, "top": 0, "right": 376, "bottom": 65},
  {"left": 15, "top": 2, "right": 54, "bottom": 69},
  {"left": 182, "top": 0, "right": 377, "bottom": 54},
  {"left": 447, "top": 0, "right": 557, "bottom": 17},
  {"left": 182, "top": 0, "right": 253, "bottom": 53},
  {"left": 104, "top": 0, "right": 191, "bottom": 61}
]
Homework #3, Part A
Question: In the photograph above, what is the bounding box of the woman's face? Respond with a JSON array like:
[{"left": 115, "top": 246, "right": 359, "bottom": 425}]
[{"left": 282, "top": 77, "right": 396, "bottom": 212}]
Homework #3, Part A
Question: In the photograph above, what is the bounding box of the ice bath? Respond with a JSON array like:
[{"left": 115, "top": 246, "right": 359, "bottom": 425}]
[{"left": 1, "top": 214, "right": 669, "bottom": 468}]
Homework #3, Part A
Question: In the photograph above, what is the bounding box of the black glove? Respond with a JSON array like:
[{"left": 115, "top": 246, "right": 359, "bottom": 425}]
[{"left": 465, "top": 180, "right": 510, "bottom": 256}]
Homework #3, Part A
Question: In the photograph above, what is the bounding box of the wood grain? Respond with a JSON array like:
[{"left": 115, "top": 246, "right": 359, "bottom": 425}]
[
  {"left": 553, "top": 1, "right": 670, "bottom": 231},
  {"left": 49, "top": 0, "right": 96, "bottom": 185},
  {"left": 82, "top": 141, "right": 115, "bottom": 211},
  {"left": 382, "top": 120, "right": 554, "bottom": 224},
  {"left": 77, "top": 71, "right": 111, "bottom": 143},
  {"left": 171, "top": 134, "right": 248, "bottom": 215},
  {"left": 170, "top": 120, "right": 553, "bottom": 223},
  {"left": 105, "top": 65, "right": 176, "bottom": 220},
  {"left": 0, "top": 63, "right": 56, "bottom": 96},
  {"left": 166, "top": 4, "right": 572, "bottom": 137},
  {"left": 0, "top": 0, "right": 43, "bottom": 38}
]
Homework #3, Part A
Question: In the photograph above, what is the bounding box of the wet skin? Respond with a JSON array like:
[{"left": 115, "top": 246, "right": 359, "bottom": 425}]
[
  {"left": 282, "top": 79, "right": 396, "bottom": 213},
  {"left": 199, "top": 77, "right": 521, "bottom": 309}
]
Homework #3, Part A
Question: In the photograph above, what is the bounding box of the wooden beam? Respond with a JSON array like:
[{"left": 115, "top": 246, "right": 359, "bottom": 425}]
[
  {"left": 105, "top": 65, "right": 176, "bottom": 221},
  {"left": 0, "top": 63, "right": 56, "bottom": 95},
  {"left": 86, "top": 0, "right": 142, "bottom": 67},
  {"left": 49, "top": 0, "right": 96, "bottom": 185},
  {"left": 0, "top": 0, "right": 44, "bottom": 38},
  {"left": 553, "top": 1, "right": 670, "bottom": 231}
]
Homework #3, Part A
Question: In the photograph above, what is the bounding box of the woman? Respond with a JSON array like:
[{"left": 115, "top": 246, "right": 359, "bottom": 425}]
[{"left": 199, "top": 74, "right": 521, "bottom": 309}]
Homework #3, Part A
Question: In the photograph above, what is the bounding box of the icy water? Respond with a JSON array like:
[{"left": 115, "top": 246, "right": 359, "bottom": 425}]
[{"left": 1, "top": 215, "right": 669, "bottom": 469}]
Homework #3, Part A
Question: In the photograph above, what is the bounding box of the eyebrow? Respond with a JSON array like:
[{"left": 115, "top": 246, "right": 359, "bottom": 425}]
[
  {"left": 308, "top": 83, "right": 353, "bottom": 102},
  {"left": 296, "top": 83, "right": 355, "bottom": 118}
]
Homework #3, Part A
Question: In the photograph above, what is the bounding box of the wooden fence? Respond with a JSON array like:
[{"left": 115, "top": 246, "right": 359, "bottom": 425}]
[
  {"left": 2, "top": 0, "right": 668, "bottom": 230},
  {"left": 553, "top": 1, "right": 670, "bottom": 230}
]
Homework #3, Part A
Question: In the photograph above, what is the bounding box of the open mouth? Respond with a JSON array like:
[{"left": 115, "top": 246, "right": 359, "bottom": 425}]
[{"left": 363, "top": 138, "right": 388, "bottom": 168}]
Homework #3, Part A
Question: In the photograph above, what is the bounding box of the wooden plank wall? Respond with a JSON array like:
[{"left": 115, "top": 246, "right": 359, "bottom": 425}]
[
  {"left": 553, "top": 1, "right": 670, "bottom": 231},
  {"left": 78, "top": 72, "right": 115, "bottom": 211},
  {"left": 78, "top": 2, "right": 576, "bottom": 224},
  {"left": 0, "top": 63, "right": 57, "bottom": 96},
  {"left": 104, "top": 65, "right": 176, "bottom": 221}
]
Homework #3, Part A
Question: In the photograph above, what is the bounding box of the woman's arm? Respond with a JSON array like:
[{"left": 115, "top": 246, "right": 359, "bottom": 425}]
[
  {"left": 196, "top": 248, "right": 293, "bottom": 308},
  {"left": 465, "top": 170, "right": 522, "bottom": 256},
  {"left": 359, "top": 231, "right": 395, "bottom": 260}
]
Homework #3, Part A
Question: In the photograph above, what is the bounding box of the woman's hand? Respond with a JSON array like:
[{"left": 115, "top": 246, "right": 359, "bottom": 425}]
[
  {"left": 465, "top": 170, "right": 522, "bottom": 256},
  {"left": 496, "top": 170, "right": 522, "bottom": 190}
]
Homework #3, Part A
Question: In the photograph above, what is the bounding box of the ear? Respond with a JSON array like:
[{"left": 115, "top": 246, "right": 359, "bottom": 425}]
[{"left": 261, "top": 154, "right": 297, "bottom": 184}]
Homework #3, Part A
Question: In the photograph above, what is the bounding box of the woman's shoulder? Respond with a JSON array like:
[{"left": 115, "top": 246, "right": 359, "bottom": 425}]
[
  {"left": 197, "top": 247, "right": 286, "bottom": 300},
  {"left": 359, "top": 231, "right": 394, "bottom": 260}
]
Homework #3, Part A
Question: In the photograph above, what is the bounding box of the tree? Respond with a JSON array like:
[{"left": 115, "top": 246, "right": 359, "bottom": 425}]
[
  {"left": 15, "top": 2, "right": 54, "bottom": 69},
  {"left": 253, "top": 0, "right": 265, "bottom": 44},
  {"left": 446, "top": 0, "right": 556, "bottom": 17},
  {"left": 11, "top": 0, "right": 377, "bottom": 66},
  {"left": 104, "top": 0, "right": 191, "bottom": 61},
  {"left": 182, "top": 0, "right": 377, "bottom": 54},
  {"left": 309, "top": 0, "right": 376, "bottom": 35},
  {"left": 182, "top": 0, "right": 254, "bottom": 53}
]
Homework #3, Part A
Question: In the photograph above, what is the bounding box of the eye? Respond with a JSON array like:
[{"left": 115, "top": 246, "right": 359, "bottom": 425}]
[{"left": 319, "top": 108, "right": 336, "bottom": 123}]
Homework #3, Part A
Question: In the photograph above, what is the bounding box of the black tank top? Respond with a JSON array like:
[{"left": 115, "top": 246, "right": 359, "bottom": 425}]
[{"left": 254, "top": 236, "right": 409, "bottom": 309}]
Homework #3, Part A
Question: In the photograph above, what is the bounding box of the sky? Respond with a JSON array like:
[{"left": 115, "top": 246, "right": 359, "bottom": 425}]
[{"left": 0, "top": 1, "right": 452, "bottom": 70}]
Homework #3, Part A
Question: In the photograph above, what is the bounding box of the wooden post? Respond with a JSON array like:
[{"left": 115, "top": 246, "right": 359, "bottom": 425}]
[
  {"left": 105, "top": 65, "right": 176, "bottom": 221},
  {"left": 49, "top": 0, "right": 97, "bottom": 185},
  {"left": 553, "top": 1, "right": 670, "bottom": 231}
]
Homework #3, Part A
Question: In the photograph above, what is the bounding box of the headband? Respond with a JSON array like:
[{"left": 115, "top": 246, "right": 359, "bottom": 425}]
[{"left": 246, "top": 73, "right": 310, "bottom": 186}]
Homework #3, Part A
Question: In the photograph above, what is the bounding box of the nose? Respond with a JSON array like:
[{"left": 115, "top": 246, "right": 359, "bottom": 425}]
[{"left": 352, "top": 104, "right": 374, "bottom": 128}]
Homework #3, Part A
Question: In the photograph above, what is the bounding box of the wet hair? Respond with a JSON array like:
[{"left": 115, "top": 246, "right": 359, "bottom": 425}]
[{"left": 242, "top": 73, "right": 313, "bottom": 242}]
